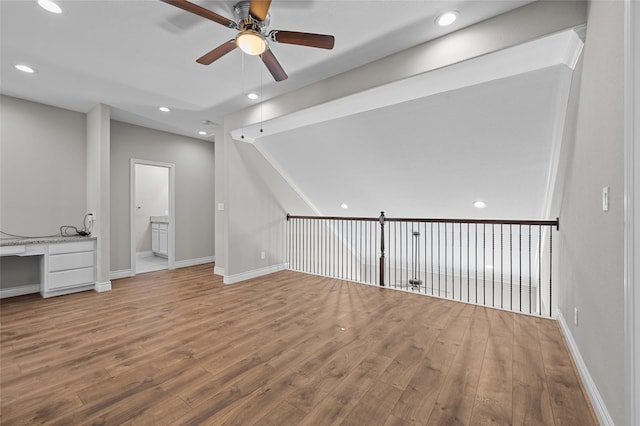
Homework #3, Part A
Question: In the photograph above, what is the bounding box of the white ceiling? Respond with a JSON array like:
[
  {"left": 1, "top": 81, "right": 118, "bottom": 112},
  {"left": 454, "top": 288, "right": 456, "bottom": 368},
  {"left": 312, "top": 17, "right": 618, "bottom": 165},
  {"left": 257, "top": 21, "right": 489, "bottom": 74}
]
[
  {"left": 246, "top": 28, "right": 582, "bottom": 219},
  {"left": 1, "top": 0, "right": 583, "bottom": 221},
  {"left": 1, "top": 0, "right": 532, "bottom": 140},
  {"left": 257, "top": 65, "right": 572, "bottom": 219}
]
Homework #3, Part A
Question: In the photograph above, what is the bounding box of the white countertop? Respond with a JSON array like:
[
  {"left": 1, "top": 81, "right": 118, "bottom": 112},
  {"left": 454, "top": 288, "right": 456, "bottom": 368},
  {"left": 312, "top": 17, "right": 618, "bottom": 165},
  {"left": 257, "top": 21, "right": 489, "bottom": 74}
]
[
  {"left": 0, "top": 235, "right": 96, "bottom": 247},
  {"left": 150, "top": 216, "right": 169, "bottom": 223}
]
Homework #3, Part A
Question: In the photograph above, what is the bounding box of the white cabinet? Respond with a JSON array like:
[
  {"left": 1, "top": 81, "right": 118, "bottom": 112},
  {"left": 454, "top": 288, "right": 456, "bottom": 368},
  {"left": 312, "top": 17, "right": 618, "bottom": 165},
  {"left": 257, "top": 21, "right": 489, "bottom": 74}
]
[
  {"left": 151, "top": 222, "right": 168, "bottom": 258},
  {"left": 45, "top": 240, "right": 96, "bottom": 297}
]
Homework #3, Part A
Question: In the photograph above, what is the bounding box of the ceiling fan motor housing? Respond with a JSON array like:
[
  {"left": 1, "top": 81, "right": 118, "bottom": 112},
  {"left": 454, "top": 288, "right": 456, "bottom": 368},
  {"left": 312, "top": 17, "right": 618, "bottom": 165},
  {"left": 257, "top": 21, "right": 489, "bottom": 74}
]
[{"left": 234, "top": 1, "right": 269, "bottom": 31}]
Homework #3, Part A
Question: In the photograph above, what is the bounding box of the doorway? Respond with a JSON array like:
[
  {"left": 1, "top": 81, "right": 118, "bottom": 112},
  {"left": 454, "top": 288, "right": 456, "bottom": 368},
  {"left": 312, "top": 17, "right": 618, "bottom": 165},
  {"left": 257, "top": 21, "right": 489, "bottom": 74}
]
[{"left": 130, "top": 159, "right": 175, "bottom": 275}]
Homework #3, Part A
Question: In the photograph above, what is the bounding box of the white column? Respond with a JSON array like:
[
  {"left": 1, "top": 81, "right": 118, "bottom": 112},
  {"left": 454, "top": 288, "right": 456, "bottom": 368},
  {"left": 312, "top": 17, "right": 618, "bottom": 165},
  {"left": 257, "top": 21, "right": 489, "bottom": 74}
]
[
  {"left": 87, "top": 104, "right": 111, "bottom": 291},
  {"left": 213, "top": 126, "right": 226, "bottom": 277}
]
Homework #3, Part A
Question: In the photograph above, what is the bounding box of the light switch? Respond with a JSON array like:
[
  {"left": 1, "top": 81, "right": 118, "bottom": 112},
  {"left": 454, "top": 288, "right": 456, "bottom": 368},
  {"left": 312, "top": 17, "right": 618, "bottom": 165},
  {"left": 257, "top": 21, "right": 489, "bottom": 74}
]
[
  {"left": 217, "top": 203, "right": 224, "bottom": 211},
  {"left": 602, "top": 187, "right": 609, "bottom": 212}
]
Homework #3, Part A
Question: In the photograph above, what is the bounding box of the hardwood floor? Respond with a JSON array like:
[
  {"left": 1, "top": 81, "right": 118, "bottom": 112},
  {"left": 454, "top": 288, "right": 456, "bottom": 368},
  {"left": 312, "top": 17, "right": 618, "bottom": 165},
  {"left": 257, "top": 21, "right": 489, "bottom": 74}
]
[{"left": 1, "top": 264, "right": 597, "bottom": 425}]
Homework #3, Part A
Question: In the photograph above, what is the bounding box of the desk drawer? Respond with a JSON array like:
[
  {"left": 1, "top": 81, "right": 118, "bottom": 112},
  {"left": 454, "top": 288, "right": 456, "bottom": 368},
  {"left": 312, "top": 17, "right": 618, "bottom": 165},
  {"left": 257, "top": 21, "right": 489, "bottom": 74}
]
[
  {"left": 0, "top": 245, "right": 26, "bottom": 256},
  {"left": 49, "top": 241, "right": 95, "bottom": 255},
  {"left": 48, "top": 251, "right": 94, "bottom": 272},
  {"left": 48, "top": 267, "right": 94, "bottom": 290}
]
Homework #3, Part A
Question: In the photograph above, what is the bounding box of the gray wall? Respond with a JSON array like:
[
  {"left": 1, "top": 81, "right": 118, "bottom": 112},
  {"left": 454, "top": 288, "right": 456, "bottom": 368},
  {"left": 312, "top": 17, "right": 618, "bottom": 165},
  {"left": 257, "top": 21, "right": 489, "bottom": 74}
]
[
  {"left": 218, "top": 1, "right": 587, "bottom": 279},
  {"left": 223, "top": 140, "right": 314, "bottom": 276},
  {"left": 110, "top": 121, "right": 214, "bottom": 271},
  {"left": 0, "top": 95, "right": 87, "bottom": 236},
  {"left": 557, "top": 1, "right": 625, "bottom": 424}
]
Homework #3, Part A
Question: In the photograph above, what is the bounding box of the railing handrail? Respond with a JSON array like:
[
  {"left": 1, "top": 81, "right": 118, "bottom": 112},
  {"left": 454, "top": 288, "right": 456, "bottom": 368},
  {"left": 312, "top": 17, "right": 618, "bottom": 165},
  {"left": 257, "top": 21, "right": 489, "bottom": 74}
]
[
  {"left": 287, "top": 211, "right": 558, "bottom": 316},
  {"left": 287, "top": 213, "right": 559, "bottom": 230}
]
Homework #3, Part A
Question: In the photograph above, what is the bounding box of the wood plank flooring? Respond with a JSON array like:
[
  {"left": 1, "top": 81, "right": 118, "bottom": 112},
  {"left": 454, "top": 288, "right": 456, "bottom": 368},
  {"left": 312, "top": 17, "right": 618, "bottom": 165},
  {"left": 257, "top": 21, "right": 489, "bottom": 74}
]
[{"left": 0, "top": 264, "right": 598, "bottom": 425}]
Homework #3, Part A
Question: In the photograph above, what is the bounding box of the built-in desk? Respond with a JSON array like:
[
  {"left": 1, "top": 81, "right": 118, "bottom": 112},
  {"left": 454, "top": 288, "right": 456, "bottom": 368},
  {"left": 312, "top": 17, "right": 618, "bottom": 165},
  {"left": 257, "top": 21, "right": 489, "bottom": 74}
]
[{"left": 0, "top": 236, "right": 97, "bottom": 298}]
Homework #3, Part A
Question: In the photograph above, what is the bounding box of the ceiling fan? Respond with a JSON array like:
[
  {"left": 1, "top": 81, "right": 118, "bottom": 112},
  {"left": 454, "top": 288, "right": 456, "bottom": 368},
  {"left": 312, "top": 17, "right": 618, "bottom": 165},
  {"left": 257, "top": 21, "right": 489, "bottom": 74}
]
[{"left": 161, "top": 0, "right": 335, "bottom": 82}]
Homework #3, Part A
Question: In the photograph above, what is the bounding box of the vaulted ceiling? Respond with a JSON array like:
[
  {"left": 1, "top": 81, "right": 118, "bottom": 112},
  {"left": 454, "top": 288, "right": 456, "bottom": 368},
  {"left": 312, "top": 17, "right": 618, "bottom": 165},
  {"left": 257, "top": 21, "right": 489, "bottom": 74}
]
[
  {"left": 1, "top": 0, "right": 582, "bottom": 220},
  {"left": 1, "top": 0, "right": 531, "bottom": 139}
]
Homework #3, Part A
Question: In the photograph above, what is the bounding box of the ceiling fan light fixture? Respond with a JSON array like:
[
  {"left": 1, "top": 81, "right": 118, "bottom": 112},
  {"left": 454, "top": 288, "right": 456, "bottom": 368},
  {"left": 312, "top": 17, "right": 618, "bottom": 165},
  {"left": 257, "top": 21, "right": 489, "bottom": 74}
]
[{"left": 236, "top": 30, "right": 267, "bottom": 55}]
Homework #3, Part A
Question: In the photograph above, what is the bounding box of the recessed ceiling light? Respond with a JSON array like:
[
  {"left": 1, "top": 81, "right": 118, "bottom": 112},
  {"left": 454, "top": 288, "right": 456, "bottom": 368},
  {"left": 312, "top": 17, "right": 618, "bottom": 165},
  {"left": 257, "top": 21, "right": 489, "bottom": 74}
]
[
  {"left": 198, "top": 131, "right": 208, "bottom": 136},
  {"left": 15, "top": 64, "right": 36, "bottom": 74},
  {"left": 473, "top": 201, "right": 487, "bottom": 209},
  {"left": 486, "top": 265, "right": 494, "bottom": 269},
  {"left": 37, "top": 0, "right": 62, "bottom": 14},
  {"left": 159, "top": 106, "right": 171, "bottom": 112},
  {"left": 436, "top": 11, "right": 458, "bottom": 26},
  {"left": 340, "top": 203, "right": 348, "bottom": 209},
  {"left": 247, "top": 93, "right": 259, "bottom": 100}
]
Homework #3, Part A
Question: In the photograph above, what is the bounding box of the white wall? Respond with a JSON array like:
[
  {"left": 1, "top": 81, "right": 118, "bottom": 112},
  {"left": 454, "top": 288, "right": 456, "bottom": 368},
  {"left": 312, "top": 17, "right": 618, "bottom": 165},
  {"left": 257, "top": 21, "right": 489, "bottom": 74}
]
[
  {"left": 557, "top": 1, "right": 625, "bottom": 424},
  {"left": 217, "top": 1, "right": 587, "bottom": 280},
  {"left": 0, "top": 95, "right": 87, "bottom": 235},
  {"left": 110, "top": 121, "right": 214, "bottom": 271},
  {"left": 134, "top": 164, "right": 168, "bottom": 252}
]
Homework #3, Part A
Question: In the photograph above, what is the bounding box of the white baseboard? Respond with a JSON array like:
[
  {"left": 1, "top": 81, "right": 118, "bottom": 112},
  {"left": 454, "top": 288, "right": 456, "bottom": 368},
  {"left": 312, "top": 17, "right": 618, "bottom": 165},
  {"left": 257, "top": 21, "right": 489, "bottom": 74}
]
[
  {"left": 136, "top": 251, "right": 153, "bottom": 259},
  {"left": 223, "top": 263, "right": 286, "bottom": 285},
  {"left": 0, "top": 284, "right": 40, "bottom": 299},
  {"left": 556, "top": 309, "right": 614, "bottom": 425},
  {"left": 110, "top": 269, "right": 132, "bottom": 280},
  {"left": 214, "top": 266, "right": 224, "bottom": 276},
  {"left": 110, "top": 255, "right": 215, "bottom": 279},
  {"left": 94, "top": 281, "right": 112, "bottom": 292},
  {"left": 174, "top": 256, "right": 215, "bottom": 269}
]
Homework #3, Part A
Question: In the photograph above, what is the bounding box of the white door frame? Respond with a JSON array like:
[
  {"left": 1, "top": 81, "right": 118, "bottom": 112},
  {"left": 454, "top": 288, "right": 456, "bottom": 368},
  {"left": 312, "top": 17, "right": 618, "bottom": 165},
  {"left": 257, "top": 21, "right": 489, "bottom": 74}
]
[
  {"left": 624, "top": 1, "right": 639, "bottom": 424},
  {"left": 130, "top": 159, "right": 176, "bottom": 275}
]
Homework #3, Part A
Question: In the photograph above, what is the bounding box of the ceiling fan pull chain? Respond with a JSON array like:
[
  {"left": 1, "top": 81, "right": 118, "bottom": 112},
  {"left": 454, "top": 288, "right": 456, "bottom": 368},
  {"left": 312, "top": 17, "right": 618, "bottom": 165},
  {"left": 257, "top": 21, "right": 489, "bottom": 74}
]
[
  {"left": 260, "top": 60, "right": 264, "bottom": 134},
  {"left": 241, "top": 53, "right": 245, "bottom": 139}
]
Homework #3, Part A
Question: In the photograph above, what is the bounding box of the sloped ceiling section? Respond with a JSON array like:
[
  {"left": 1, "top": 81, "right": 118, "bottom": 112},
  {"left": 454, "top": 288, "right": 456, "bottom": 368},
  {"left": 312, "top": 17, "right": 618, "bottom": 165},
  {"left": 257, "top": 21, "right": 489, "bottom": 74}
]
[{"left": 240, "top": 29, "right": 583, "bottom": 219}]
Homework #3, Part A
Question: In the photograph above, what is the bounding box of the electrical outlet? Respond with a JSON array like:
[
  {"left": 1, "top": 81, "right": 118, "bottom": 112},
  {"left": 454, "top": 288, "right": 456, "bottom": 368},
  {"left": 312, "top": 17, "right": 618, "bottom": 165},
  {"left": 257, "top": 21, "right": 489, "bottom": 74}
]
[
  {"left": 88, "top": 212, "right": 96, "bottom": 222},
  {"left": 574, "top": 307, "right": 579, "bottom": 326},
  {"left": 260, "top": 251, "right": 266, "bottom": 260}
]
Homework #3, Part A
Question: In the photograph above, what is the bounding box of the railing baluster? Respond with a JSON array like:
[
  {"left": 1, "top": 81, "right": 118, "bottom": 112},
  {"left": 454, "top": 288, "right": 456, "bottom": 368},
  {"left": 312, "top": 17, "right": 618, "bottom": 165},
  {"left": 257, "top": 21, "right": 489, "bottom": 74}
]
[
  {"left": 286, "top": 214, "right": 557, "bottom": 317},
  {"left": 538, "top": 225, "right": 542, "bottom": 315},
  {"left": 444, "top": 222, "right": 448, "bottom": 298},
  {"left": 519, "top": 224, "right": 522, "bottom": 312},
  {"left": 510, "top": 224, "right": 513, "bottom": 311},
  {"left": 467, "top": 223, "right": 470, "bottom": 302},
  {"left": 475, "top": 223, "right": 478, "bottom": 304},
  {"left": 424, "top": 222, "right": 428, "bottom": 294},
  {"left": 459, "top": 223, "right": 462, "bottom": 301},
  {"left": 500, "top": 225, "right": 504, "bottom": 309},
  {"left": 437, "top": 223, "right": 441, "bottom": 296},
  {"left": 492, "top": 224, "right": 495, "bottom": 307},
  {"left": 482, "top": 224, "right": 486, "bottom": 305},
  {"left": 430, "top": 223, "right": 434, "bottom": 296},
  {"left": 529, "top": 225, "right": 532, "bottom": 314},
  {"left": 549, "top": 224, "right": 553, "bottom": 317}
]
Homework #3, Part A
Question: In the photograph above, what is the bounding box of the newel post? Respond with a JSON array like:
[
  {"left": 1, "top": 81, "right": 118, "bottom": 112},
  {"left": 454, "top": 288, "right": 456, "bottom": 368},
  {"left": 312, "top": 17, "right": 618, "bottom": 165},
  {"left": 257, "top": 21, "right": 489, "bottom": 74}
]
[{"left": 379, "top": 211, "right": 385, "bottom": 287}]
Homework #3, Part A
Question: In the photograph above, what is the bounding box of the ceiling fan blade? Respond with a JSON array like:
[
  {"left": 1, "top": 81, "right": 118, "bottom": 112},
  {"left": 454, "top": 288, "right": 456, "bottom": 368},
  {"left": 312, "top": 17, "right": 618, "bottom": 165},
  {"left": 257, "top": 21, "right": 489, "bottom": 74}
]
[
  {"left": 270, "top": 30, "right": 335, "bottom": 49},
  {"left": 261, "top": 49, "right": 288, "bottom": 82},
  {"left": 160, "top": 0, "right": 236, "bottom": 29},
  {"left": 196, "top": 40, "right": 237, "bottom": 65},
  {"left": 249, "top": 0, "right": 272, "bottom": 22}
]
